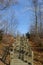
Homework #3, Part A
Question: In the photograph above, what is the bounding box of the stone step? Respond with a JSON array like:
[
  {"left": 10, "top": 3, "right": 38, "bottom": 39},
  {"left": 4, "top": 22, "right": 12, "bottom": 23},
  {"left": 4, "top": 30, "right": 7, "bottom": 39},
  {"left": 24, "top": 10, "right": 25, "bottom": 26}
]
[{"left": 10, "top": 59, "right": 28, "bottom": 65}]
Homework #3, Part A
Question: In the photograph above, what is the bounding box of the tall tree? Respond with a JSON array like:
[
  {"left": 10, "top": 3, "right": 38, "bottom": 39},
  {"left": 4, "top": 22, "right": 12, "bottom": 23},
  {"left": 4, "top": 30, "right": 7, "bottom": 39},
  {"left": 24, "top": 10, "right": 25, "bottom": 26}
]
[
  {"left": 32, "top": 0, "right": 38, "bottom": 35},
  {"left": 38, "top": 1, "right": 43, "bottom": 37}
]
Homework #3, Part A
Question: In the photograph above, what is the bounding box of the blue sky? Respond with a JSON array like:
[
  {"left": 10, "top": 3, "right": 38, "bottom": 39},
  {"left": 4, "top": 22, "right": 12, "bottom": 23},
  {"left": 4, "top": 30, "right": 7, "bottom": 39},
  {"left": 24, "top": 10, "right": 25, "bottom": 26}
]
[
  {"left": 15, "top": 0, "right": 34, "bottom": 34},
  {"left": 0, "top": 0, "right": 35, "bottom": 34}
]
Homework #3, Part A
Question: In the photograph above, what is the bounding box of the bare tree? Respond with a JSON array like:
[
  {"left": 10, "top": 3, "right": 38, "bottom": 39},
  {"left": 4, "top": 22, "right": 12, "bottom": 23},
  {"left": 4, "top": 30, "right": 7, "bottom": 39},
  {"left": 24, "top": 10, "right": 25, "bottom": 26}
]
[
  {"left": 31, "top": 0, "right": 43, "bottom": 37},
  {"left": 9, "top": 13, "right": 18, "bottom": 36},
  {"left": 38, "top": 2, "right": 43, "bottom": 38},
  {"left": 0, "top": 0, "right": 18, "bottom": 35},
  {"left": 0, "top": 0, "right": 18, "bottom": 10},
  {"left": 32, "top": 0, "right": 38, "bottom": 35},
  {"left": 30, "top": 0, "right": 43, "bottom": 46}
]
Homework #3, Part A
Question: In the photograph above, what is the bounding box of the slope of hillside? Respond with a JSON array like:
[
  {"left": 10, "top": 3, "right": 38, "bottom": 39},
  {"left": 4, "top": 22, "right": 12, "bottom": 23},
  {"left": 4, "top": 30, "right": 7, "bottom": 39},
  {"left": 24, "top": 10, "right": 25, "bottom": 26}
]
[
  {"left": 0, "top": 34, "right": 15, "bottom": 65},
  {"left": 29, "top": 39, "right": 43, "bottom": 65}
]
